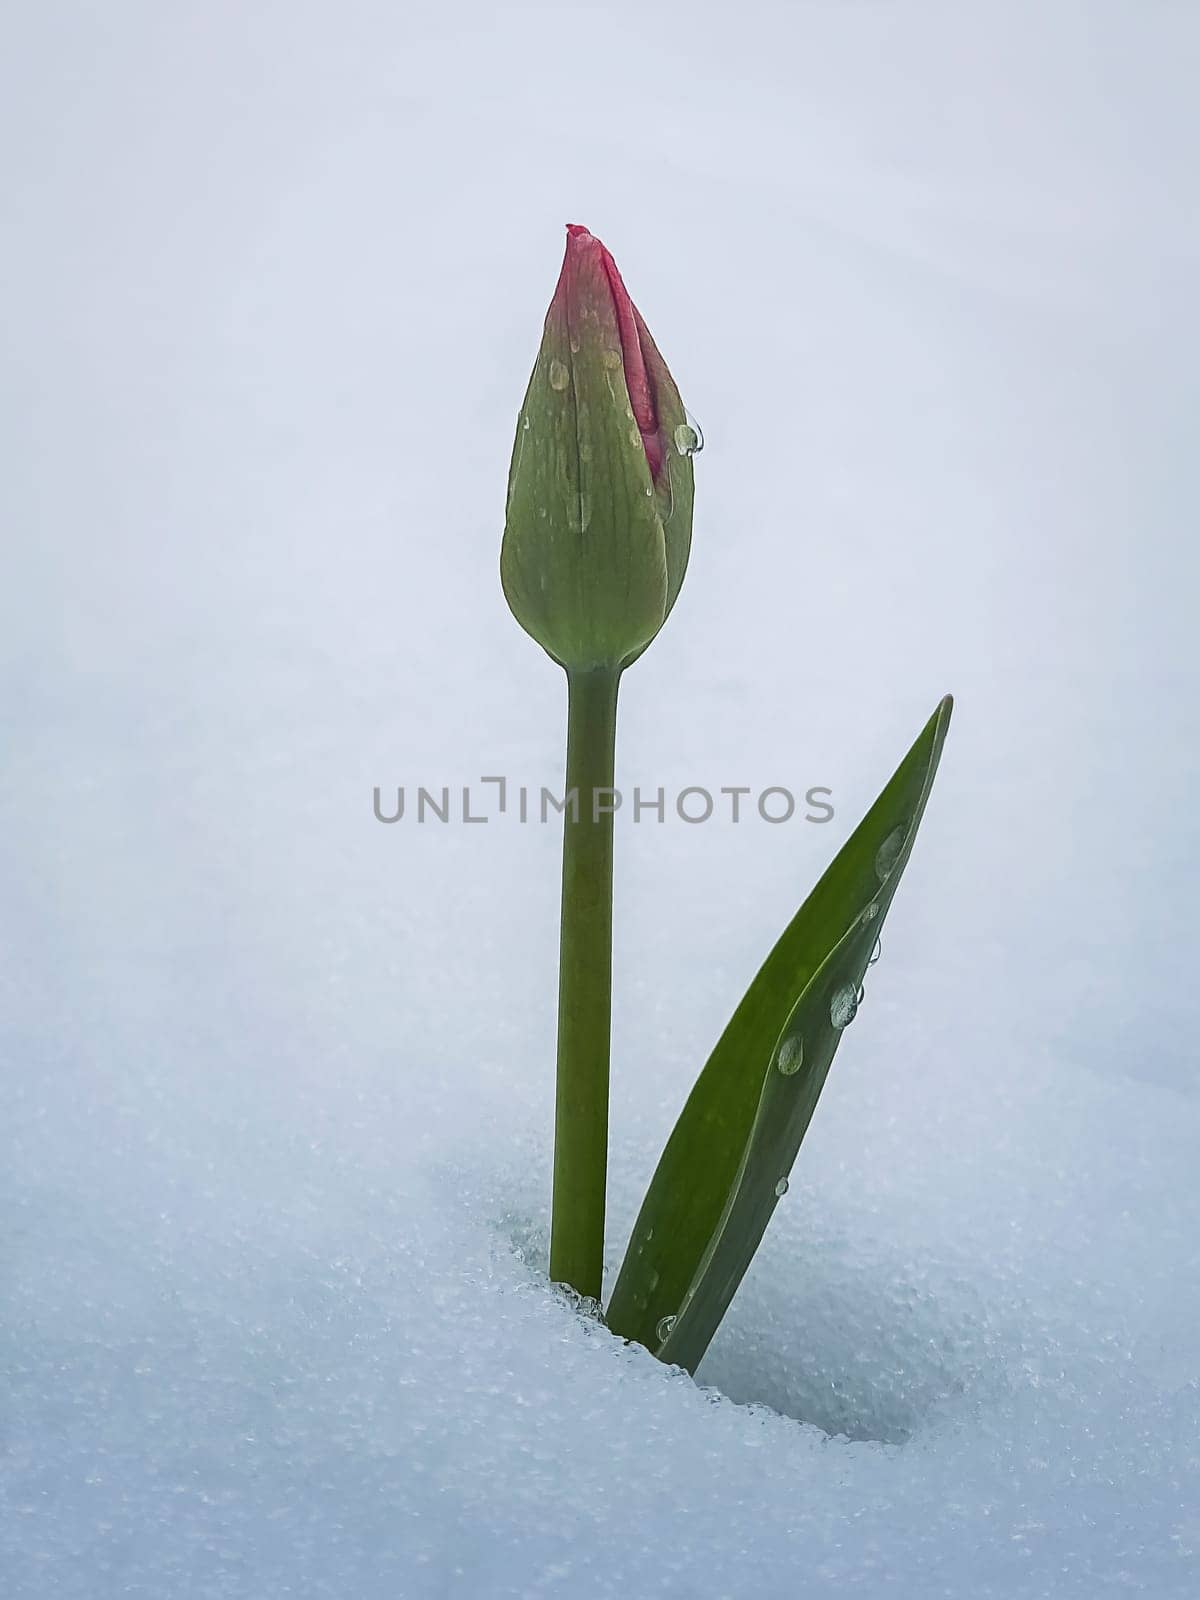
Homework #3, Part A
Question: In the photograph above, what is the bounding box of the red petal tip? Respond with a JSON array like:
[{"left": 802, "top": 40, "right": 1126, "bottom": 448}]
[{"left": 559, "top": 225, "right": 661, "bottom": 478}]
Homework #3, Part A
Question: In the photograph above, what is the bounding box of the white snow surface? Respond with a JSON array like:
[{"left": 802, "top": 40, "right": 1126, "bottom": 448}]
[{"left": 3, "top": 4, "right": 1198, "bottom": 1596}]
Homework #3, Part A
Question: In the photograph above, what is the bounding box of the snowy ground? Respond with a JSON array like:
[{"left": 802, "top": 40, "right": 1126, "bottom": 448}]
[{"left": 3, "top": 4, "right": 1198, "bottom": 1596}]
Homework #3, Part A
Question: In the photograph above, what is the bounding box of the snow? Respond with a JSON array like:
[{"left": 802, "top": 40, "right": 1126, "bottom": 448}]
[{"left": 2, "top": 3, "right": 1197, "bottom": 1595}]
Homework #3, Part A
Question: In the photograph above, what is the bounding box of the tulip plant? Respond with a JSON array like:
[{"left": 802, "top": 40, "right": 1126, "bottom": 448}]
[{"left": 502, "top": 226, "right": 951, "bottom": 1371}]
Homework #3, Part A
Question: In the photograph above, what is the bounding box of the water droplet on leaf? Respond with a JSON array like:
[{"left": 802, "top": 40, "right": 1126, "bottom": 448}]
[
  {"left": 656, "top": 1314, "right": 677, "bottom": 1343},
  {"left": 548, "top": 359, "right": 570, "bottom": 391},
  {"left": 868, "top": 937, "right": 882, "bottom": 967},
  {"left": 875, "top": 826, "right": 905, "bottom": 883},
  {"left": 774, "top": 1176, "right": 789, "bottom": 1197},
  {"left": 602, "top": 348, "right": 623, "bottom": 370},
  {"left": 673, "top": 422, "right": 700, "bottom": 457},
  {"left": 860, "top": 901, "right": 880, "bottom": 924},
  {"left": 777, "top": 1035, "right": 804, "bottom": 1076},
  {"left": 830, "top": 983, "right": 859, "bottom": 1030}
]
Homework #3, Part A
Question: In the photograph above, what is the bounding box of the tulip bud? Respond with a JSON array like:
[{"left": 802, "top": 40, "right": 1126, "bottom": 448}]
[{"left": 501, "top": 225, "right": 696, "bottom": 671}]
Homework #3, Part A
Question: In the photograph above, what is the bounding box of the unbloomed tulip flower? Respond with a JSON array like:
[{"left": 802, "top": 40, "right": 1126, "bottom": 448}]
[{"left": 501, "top": 225, "right": 697, "bottom": 671}]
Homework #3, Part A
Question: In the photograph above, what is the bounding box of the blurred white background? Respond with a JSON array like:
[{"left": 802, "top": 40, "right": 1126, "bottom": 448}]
[{"left": 2, "top": 4, "right": 1197, "bottom": 1596}]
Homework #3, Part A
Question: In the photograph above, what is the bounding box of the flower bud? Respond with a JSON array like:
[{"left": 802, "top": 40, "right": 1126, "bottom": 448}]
[{"left": 501, "top": 225, "right": 696, "bottom": 671}]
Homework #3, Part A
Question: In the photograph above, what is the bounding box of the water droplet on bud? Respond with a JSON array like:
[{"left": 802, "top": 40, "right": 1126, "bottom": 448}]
[
  {"left": 548, "top": 359, "right": 570, "bottom": 392},
  {"left": 673, "top": 422, "right": 700, "bottom": 457}
]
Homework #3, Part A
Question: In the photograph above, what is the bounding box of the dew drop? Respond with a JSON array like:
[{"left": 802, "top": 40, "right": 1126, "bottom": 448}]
[
  {"left": 673, "top": 422, "right": 700, "bottom": 457},
  {"left": 548, "top": 359, "right": 570, "bottom": 392},
  {"left": 774, "top": 1176, "right": 789, "bottom": 1198},
  {"left": 868, "top": 936, "right": 882, "bottom": 967},
  {"left": 656, "top": 1314, "right": 677, "bottom": 1342},
  {"left": 602, "top": 348, "right": 623, "bottom": 370},
  {"left": 860, "top": 901, "right": 880, "bottom": 924},
  {"left": 684, "top": 408, "right": 704, "bottom": 452},
  {"left": 830, "top": 982, "right": 859, "bottom": 1030},
  {"left": 776, "top": 1035, "right": 805, "bottom": 1076},
  {"left": 569, "top": 336, "right": 581, "bottom": 354},
  {"left": 875, "top": 826, "right": 905, "bottom": 883}
]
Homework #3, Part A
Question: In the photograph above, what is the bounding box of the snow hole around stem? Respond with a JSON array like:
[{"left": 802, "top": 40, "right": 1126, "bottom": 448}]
[{"left": 491, "top": 1200, "right": 1003, "bottom": 1446}]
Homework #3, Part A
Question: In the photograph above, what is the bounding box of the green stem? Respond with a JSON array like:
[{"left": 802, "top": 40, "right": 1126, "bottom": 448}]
[{"left": 550, "top": 665, "right": 621, "bottom": 1300}]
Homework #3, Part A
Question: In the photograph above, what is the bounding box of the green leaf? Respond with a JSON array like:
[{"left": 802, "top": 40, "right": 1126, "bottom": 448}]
[{"left": 605, "top": 696, "right": 953, "bottom": 1373}]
